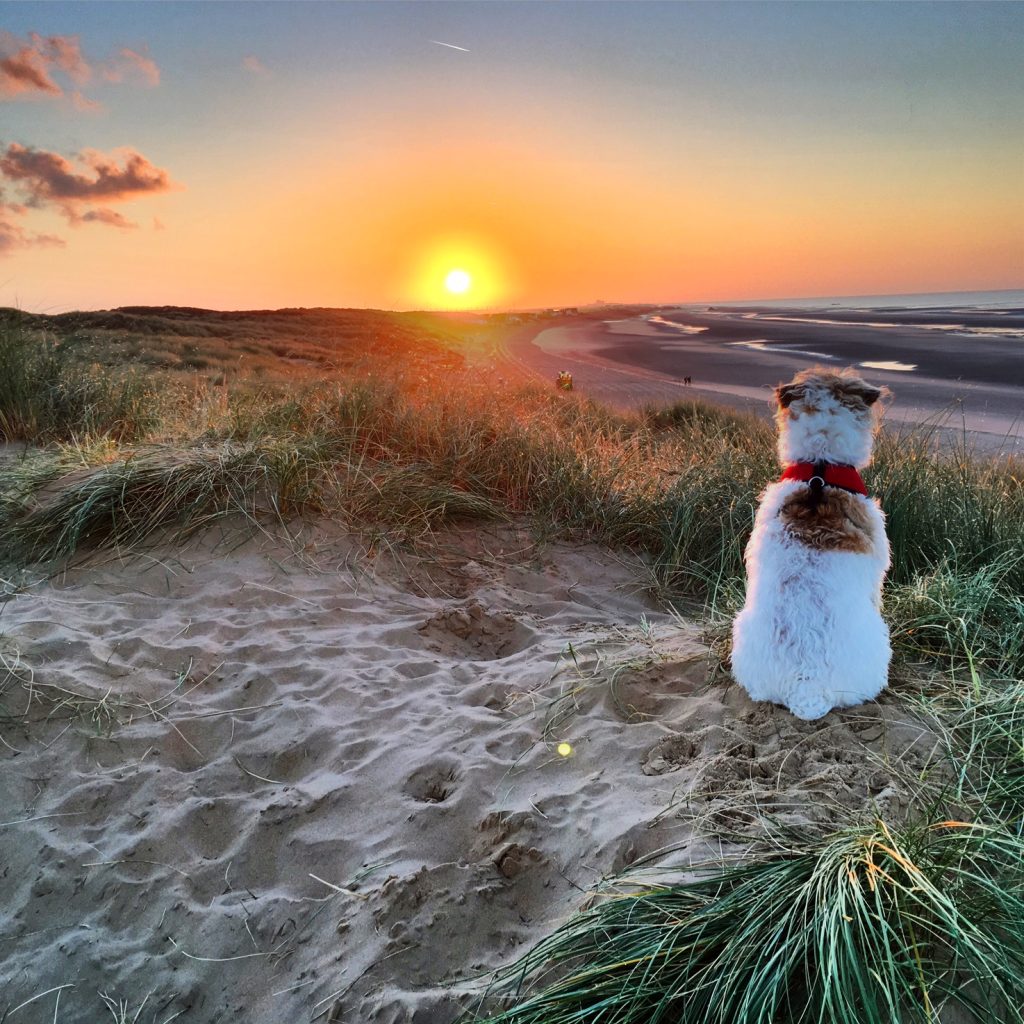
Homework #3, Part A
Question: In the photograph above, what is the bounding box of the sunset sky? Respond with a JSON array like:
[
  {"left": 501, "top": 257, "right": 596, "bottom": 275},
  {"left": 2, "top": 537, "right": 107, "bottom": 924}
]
[{"left": 1, "top": 1, "right": 1022, "bottom": 312}]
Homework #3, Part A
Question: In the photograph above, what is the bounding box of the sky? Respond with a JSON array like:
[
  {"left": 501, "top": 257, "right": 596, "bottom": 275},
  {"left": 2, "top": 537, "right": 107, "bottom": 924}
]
[{"left": 1, "top": 1, "right": 1022, "bottom": 312}]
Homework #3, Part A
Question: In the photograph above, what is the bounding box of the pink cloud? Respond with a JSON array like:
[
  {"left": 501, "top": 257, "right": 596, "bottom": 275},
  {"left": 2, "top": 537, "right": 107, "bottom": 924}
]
[
  {"left": 77, "top": 207, "right": 138, "bottom": 229},
  {"left": 70, "top": 90, "right": 103, "bottom": 114},
  {"left": 242, "top": 55, "right": 268, "bottom": 75},
  {"left": 30, "top": 32, "right": 91, "bottom": 84},
  {"left": 100, "top": 47, "right": 160, "bottom": 87},
  {"left": 1, "top": 143, "right": 174, "bottom": 206},
  {"left": 0, "top": 144, "right": 177, "bottom": 247},
  {"left": 0, "top": 32, "right": 160, "bottom": 106},
  {"left": 0, "top": 41, "right": 61, "bottom": 98},
  {"left": 0, "top": 203, "right": 66, "bottom": 254}
]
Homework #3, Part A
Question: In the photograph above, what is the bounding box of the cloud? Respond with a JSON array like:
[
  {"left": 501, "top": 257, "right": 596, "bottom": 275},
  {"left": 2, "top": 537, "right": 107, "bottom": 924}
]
[
  {"left": 0, "top": 202, "right": 66, "bottom": 254},
  {"left": 1, "top": 143, "right": 174, "bottom": 207},
  {"left": 70, "top": 90, "right": 103, "bottom": 113},
  {"left": 0, "top": 32, "right": 160, "bottom": 106},
  {"left": 242, "top": 55, "right": 268, "bottom": 75},
  {"left": 78, "top": 207, "right": 138, "bottom": 229},
  {"left": 100, "top": 47, "right": 160, "bottom": 87},
  {"left": 31, "top": 32, "right": 91, "bottom": 84},
  {"left": 0, "top": 143, "right": 176, "bottom": 247},
  {"left": 0, "top": 41, "right": 61, "bottom": 98}
]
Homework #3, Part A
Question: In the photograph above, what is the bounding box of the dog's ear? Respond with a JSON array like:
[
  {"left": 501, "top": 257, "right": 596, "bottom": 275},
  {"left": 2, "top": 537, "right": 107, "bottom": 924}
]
[
  {"left": 844, "top": 381, "right": 883, "bottom": 406},
  {"left": 775, "top": 382, "right": 804, "bottom": 408}
]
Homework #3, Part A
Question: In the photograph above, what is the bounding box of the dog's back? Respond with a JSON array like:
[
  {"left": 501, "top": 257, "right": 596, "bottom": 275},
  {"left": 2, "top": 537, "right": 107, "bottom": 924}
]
[{"left": 731, "top": 369, "right": 892, "bottom": 719}]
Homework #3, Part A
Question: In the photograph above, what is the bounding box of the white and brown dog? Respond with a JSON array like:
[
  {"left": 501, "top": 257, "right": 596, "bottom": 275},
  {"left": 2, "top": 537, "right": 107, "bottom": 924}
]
[{"left": 731, "top": 368, "right": 892, "bottom": 720}]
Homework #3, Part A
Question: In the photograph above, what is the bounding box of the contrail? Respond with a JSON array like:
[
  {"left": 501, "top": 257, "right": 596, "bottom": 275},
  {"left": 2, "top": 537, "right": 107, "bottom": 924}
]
[{"left": 431, "top": 40, "right": 470, "bottom": 52}]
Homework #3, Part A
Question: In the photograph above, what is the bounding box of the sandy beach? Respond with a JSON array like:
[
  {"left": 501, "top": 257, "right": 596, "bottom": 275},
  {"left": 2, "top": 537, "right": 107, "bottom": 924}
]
[
  {"left": 502, "top": 303, "right": 1024, "bottom": 452},
  {"left": 0, "top": 521, "right": 938, "bottom": 1022},
  {"left": 0, "top": 298, "right": 1018, "bottom": 1022}
]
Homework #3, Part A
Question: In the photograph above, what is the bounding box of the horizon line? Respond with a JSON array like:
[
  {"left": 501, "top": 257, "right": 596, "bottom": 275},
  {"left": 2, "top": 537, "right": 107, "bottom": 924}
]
[{"left": 4, "top": 284, "right": 1022, "bottom": 318}]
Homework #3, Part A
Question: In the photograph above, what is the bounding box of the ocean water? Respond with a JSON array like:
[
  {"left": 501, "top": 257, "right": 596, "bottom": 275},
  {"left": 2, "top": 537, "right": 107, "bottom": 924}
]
[{"left": 701, "top": 289, "right": 1024, "bottom": 311}]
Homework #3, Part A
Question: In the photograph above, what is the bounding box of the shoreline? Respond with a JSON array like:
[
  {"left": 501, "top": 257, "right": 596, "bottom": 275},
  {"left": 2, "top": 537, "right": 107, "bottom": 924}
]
[{"left": 498, "top": 313, "right": 1024, "bottom": 454}]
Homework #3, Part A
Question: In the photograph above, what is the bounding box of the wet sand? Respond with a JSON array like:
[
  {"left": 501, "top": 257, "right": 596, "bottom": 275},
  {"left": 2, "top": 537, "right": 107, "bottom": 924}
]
[{"left": 502, "top": 306, "right": 1024, "bottom": 453}]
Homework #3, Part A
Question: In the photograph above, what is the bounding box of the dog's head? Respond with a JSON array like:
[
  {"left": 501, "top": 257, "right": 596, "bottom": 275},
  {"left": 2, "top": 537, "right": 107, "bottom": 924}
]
[{"left": 773, "top": 367, "right": 889, "bottom": 468}]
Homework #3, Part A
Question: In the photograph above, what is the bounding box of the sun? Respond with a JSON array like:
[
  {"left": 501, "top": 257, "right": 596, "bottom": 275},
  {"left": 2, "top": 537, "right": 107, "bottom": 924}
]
[
  {"left": 409, "top": 238, "right": 509, "bottom": 309},
  {"left": 445, "top": 268, "right": 472, "bottom": 295}
]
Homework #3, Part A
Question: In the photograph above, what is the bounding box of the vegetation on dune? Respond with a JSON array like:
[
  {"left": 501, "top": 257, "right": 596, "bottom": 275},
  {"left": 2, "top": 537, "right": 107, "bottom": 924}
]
[
  {"left": 3, "top": 310, "right": 1024, "bottom": 1022},
  {"left": 0, "top": 327, "right": 156, "bottom": 442},
  {"left": 472, "top": 663, "right": 1024, "bottom": 1024},
  {"left": 873, "top": 426, "right": 1024, "bottom": 592},
  {"left": 0, "top": 305, "right": 471, "bottom": 384},
  {"left": 1, "top": 313, "right": 1022, "bottom": 679},
  {"left": 471, "top": 820, "right": 1024, "bottom": 1024},
  {"left": 931, "top": 675, "right": 1024, "bottom": 824}
]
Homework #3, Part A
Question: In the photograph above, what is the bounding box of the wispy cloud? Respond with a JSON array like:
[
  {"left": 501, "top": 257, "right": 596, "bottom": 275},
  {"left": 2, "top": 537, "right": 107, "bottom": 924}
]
[
  {"left": 0, "top": 201, "right": 66, "bottom": 254},
  {"left": 78, "top": 207, "right": 138, "bottom": 229},
  {"left": 242, "top": 55, "right": 269, "bottom": 75},
  {"left": 0, "top": 32, "right": 160, "bottom": 108},
  {"left": 431, "top": 40, "right": 470, "bottom": 52},
  {"left": 70, "top": 90, "right": 103, "bottom": 113},
  {"left": 100, "top": 46, "right": 160, "bottom": 87},
  {"left": 34, "top": 33, "right": 91, "bottom": 84}
]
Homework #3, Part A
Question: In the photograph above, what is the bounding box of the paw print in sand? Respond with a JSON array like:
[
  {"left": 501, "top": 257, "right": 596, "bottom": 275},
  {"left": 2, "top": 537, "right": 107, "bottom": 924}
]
[{"left": 404, "top": 759, "right": 460, "bottom": 804}]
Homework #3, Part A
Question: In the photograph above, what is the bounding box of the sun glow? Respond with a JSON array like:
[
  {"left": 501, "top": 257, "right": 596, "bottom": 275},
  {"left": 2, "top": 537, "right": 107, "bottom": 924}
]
[
  {"left": 409, "top": 236, "right": 510, "bottom": 310},
  {"left": 445, "top": 268, "right": 472, "bottom": 294}
]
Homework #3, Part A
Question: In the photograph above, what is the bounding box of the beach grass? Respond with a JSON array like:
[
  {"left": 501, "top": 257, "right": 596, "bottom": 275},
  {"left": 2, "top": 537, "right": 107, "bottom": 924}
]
[
  {"left": 926, "top": 674, "right": 1024, "bottom": 826},
  {"left": 0, "top": 324, "right": 157, "bottom": 443},
  {"left": 2, "top": 322, "right": 1022, "bottom": 679},
  {"left": 471, "top": 819, "right": 1024, "bottom": 1024},
  {"left": 3, "top": 311, "right": 1023, "bottom": 1022}
]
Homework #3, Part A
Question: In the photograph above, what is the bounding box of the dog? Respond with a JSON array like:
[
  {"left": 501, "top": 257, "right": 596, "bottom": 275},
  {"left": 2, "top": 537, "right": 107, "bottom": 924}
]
[{"left": 730, "top": 367, "right": 892, "bottom": 720}]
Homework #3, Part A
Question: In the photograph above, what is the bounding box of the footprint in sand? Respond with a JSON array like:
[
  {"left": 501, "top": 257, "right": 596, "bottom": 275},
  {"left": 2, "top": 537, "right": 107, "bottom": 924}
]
[
  {"left": 416, "top": 600, "right": 535, "bottom": 660},
  {"left": 642, "top": 707, "right": 934, "bottom": 831},
  {"left": 642, "top": 734, "right": 697, "bottom": 775},
  {"left": 403, "top": 758, "right": 460, "bottom": 804}
]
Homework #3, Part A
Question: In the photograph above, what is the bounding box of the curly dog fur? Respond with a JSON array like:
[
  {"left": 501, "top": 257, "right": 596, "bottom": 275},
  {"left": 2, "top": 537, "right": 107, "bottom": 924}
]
[{"left": 731, "top": 368, "right": 892, "bottom": 720}]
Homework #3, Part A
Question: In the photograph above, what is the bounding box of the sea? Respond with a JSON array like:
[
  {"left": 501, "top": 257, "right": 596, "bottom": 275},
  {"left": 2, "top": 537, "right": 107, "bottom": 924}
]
[{"left": 696, "top": 289, "right": 1024, "bottom": 311}]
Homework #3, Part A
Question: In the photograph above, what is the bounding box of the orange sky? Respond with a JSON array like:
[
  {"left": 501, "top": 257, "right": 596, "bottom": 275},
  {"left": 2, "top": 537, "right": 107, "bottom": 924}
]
[{"left": 2, "top": 3, "right": 1022, "bottom": 311}]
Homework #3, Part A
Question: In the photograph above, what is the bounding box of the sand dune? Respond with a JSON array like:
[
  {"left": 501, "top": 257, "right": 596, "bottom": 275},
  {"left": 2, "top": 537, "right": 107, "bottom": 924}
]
[{"left": 0, "top": 522, "right": 940, "bottom": 1022}]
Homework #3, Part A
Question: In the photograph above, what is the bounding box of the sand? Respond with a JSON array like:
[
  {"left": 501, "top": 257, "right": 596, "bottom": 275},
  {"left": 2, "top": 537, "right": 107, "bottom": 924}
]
[{"left": 0, "top": 521, "right": 941, "bottom": 1023}]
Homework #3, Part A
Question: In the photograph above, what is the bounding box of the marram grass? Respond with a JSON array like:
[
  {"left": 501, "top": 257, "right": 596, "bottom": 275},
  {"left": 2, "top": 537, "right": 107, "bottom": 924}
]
[
  {"left": 0, "top": 438, "right": 505, "bottom": 564},
  {"left": 2, "top": 338, "right": 1022, "bottom": 678},
  {"left": 885, "top": 552, "right": 1024, "bottom": 681},
  {"left": 472, "top": 821, "right": 1024, "bottom": 1024},
  {"left": 0, "top": 325, "right": 156, "bottom": 442},
  {"left": 930, "top": 676, "right": 1024, "bottom": 826}
]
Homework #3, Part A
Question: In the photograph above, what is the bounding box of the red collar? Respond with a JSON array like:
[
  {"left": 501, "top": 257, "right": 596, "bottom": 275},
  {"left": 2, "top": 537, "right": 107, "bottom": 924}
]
[{"left": 780, "top": 462, "right": 867, "bottom": 496}]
